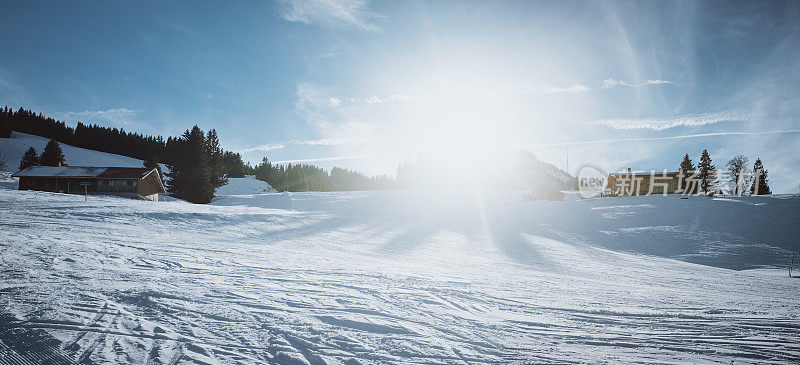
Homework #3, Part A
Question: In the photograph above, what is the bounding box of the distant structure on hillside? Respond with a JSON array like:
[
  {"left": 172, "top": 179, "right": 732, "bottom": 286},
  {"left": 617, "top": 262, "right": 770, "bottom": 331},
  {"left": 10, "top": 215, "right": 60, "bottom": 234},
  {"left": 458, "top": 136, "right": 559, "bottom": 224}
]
[
  {"left": 12, "top": 166, "right": 165, "bottom": 201},
  {"left": 605, "top": 168, "right": 682, "bottom": 196}
]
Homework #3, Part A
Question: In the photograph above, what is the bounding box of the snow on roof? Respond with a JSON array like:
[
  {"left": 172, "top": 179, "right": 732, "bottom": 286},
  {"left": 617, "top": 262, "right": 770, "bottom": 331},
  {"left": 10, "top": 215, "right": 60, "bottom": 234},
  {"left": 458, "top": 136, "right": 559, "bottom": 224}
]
[{"left": 12, "top": 166, "right": 152, "bottom": 179}]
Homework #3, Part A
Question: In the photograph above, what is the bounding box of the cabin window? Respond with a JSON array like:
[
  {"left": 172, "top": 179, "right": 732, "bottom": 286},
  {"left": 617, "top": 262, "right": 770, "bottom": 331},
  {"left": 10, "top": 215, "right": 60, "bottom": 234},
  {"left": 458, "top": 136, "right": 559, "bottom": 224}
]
[{"left": 127, "top": 180, "right": 135, "bottom": 187}]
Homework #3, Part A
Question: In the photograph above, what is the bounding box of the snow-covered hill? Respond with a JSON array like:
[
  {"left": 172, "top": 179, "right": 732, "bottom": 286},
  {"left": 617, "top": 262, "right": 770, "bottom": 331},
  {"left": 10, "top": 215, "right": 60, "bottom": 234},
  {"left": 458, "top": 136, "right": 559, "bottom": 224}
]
[
  {"left": 214, "top": 175, "right": 275, "bottom": 196},
  {"left": 0, "top": 132, "right": 145, "bottom": 172},
  {"left": 1, "top": 185, "right": 799, "bottom": 363}
]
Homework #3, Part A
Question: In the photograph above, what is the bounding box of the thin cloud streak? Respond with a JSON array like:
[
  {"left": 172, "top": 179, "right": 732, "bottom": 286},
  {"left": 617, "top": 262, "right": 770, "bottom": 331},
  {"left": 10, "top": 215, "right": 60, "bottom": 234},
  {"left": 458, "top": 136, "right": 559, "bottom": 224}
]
[
  {"left": 239, "top": 137, "right": 359, "bottom": 153},
  {"left": 273, "top": 154, "right": 369, "bottom": 164},
  {"left": 239, "top": 143, "right": 287, "bottom": 153},
  {"left": 545, "top": 84, "right": 591, "bottom": 93},
  {"left": 273, "top": 152, "right": 405, "bottom": 165},
  {"left": 522, "top": 129, "right": 800, "bottom": 148},
  {"left": 601, "top": 78, "right": 674, "bottom": 89},
  {"left": 294, "top": 137, "right": 358, "bottom": 146},
  {"left": 594, "top": 112, "right": 750, "bottom": 131},
  {"left": 529, "top": 78, "right": 671, "bottom": 94},
  {"left": 278, "top": 0, "right": 380, "bottom": 31}
]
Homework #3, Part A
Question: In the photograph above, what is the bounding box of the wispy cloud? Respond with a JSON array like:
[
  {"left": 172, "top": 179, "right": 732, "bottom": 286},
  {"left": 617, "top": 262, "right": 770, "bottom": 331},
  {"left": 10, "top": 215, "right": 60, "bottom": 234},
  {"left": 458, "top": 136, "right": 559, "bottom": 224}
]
[
  {"left": 161, "top": 22, "right": 201, "bottom": 37},
  {"left": 273, "top": 151, "right": 405, "bottom": 165},
  {"left": 294, "top": 81, "right": 339, "bottom": 127},
  {"left": 278, "top": 0, "right": 380, "bottom": 31},
  {"left": 543, "top": 84, "right": 591, "bottom": 94},
  {"left": 526, "top": 83, "right": 592, "bottom": 94},
  {"left": 522, "top": 129, "right": 800, "bottom": 148},
  {"left": 593, "top": 112, "right": 750, "bottom": 131},
  {"left": 601, "top": 78, "right": 674, "bottom": 89},
  {"left": 346, "top": 94, "right": 410, "bottom": 104},
  {"left": 362, "top": 94, "right": 411, "bottom": 104},
  {"left": 0, "top": 64, "right": 28, "bottom": 106},
  {"left": 527, "top": 78, "right": 671, "bottom": 94},
  {"left": 294, "top": 137, "right": 357, "bottom": 146},
  {"left": 55, "top": 108, "right": 143, "bottom": 127},
  {"left": 239, "top": 137, "right": 359, "bottom": 154},
  {"left": 272, "top": 154, "right": 367, "bottom": 164},
  {"left": 239, "top": 143, "right": 287, "bottom": 153}
]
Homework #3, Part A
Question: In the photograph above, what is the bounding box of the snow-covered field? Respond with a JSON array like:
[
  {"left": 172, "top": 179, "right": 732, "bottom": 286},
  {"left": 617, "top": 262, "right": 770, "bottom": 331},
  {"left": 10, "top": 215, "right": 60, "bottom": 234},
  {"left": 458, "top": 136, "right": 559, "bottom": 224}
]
[{"left": 1, "top": 176, "right": 799, "bottom": 363}]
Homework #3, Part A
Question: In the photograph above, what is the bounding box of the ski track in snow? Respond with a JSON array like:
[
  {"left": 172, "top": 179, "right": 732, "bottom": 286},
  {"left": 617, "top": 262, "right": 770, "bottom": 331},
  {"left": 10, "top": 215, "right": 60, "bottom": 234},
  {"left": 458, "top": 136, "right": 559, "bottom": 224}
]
[{"left": 1, "top": 185, "right": 799, "bottom": 364}]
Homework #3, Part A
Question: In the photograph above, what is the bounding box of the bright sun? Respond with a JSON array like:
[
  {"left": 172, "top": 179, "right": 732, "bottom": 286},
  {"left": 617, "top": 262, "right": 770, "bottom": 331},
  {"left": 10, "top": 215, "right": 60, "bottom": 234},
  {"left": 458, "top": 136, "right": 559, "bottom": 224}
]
[
  {"left": 336, "top": 64, "right": 549, "bottom": 180},
  {"left": 366, "top": 71, "right": 531, "bottom": 186},
  {"left": 404, "top": 74, "right": 519, "bottom": 170}
]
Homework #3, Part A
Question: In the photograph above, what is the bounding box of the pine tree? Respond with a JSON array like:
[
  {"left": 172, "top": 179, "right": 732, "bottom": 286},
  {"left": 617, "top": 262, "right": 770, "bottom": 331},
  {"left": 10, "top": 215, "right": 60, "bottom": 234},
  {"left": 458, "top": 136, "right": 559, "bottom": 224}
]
[
  {"left": 143, "top": 154, "right": 163, "bottom": 181},
  {"left": 678, "top": 153, "right": 695, "bottom": 193},
  {"left": 167, "top": 126, "right": 213, "bottom": 203},
  {"left": 222, "top": 151, "right": 247, "bottom": 178},
  {"left": 19, "top": 147, "right": 40, "bottom": 170},
  {"left": 697, "top": 149, "right": 715, "bottom": 195},
  {"left": 679, "top": 153, "right": 694, "bottom": 172},
  {"left": 750, "top": 158, "right": 772, "bottom": 195},
  {"left": 39, "top": 139, "right": 65, "bottom": 166},
  {"left": 205, "top": 129, "right": 227, "bottom": 189},
  {"left": 0, "top": 105, "right": 11, "bottom": 138}
]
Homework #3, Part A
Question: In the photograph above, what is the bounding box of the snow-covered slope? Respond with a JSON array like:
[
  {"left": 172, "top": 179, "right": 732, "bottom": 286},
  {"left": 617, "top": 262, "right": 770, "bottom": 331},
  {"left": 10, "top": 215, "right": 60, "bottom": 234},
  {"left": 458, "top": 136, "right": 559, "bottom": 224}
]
[
  {"left": 213, "top": 175, "right": 275, "bottom": 196},
  {"left": 0, "top": 131, "right": 144, "bottom": 172},
  {"left": 1, "top": 186, "right": 799, "bottom": 363}
]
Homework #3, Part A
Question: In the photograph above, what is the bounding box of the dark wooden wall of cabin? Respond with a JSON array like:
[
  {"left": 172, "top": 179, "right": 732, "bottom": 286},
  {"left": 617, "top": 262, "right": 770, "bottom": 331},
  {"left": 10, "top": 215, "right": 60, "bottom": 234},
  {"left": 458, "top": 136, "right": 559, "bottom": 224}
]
[{"left": 18, "top": 177, "right": 98, "bottom": 194}]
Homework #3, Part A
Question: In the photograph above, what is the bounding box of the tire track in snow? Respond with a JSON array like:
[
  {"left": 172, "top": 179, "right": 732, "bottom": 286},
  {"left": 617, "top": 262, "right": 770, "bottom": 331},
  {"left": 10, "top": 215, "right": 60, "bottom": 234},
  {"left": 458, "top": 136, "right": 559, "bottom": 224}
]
[
  {"left": 62, "top": 301, "right": 109, "bottom": 352},
  {"left": 76, "top": 314, "right": 118, "bottom": 364}
]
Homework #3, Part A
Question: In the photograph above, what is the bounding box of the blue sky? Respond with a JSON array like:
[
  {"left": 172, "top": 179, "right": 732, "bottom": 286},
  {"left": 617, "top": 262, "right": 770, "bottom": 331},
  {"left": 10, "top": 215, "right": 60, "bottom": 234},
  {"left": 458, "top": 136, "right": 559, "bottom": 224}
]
[{"left": 1, "top": 0, "right": 799, "bottom": 192}]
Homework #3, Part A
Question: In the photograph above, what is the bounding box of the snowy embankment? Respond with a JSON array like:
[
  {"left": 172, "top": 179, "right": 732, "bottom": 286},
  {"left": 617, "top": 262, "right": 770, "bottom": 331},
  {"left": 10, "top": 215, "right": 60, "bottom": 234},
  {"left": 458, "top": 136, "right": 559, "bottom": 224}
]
[
  {"left": 0, "top": 132, "right": 145, "bottom": 169},
  {"left": 1, "top": 185, "right": 799, "bottom": 363},
  {"left": 214, "top": 175, "right": 276, "bottom": 196}
]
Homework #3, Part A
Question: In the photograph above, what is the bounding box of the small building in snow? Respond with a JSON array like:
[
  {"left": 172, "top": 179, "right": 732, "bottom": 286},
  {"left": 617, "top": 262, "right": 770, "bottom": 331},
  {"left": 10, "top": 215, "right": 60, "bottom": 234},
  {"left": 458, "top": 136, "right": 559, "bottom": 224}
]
[
  {"left": 605, "top": 168, "right": 682, "bottom": 196},
  {"left": 11, "top": 166, "right": 165, "bottom": 201}
]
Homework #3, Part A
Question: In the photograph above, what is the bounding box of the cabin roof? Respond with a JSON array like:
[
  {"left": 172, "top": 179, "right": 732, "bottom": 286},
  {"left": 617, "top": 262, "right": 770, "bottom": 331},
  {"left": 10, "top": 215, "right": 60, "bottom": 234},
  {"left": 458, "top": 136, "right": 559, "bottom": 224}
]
[
  {"left": 12, "top": 166, "right": 154, "bottom": 179},
  {"left": 609, "top": 171, "right": 681, "bottom": 177},
  {"left": 96, "top": 167, "right": 154, "bottom": 179}
]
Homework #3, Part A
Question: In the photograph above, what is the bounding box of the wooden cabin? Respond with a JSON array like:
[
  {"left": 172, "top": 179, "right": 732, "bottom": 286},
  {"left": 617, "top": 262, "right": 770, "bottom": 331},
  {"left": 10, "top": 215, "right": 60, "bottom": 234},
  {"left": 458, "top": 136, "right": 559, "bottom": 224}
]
[
  {"left": 605, "top": 169, "right": 682, "bottom": 196},
  {"left": 12, "top": 166, "right": 166, "bottom": 201}
]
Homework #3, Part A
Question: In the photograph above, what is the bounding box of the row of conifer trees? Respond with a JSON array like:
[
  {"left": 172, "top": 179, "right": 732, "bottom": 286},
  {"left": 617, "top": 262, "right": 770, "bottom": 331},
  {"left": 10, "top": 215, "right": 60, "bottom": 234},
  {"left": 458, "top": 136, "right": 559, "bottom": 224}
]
[
  {"left": 247, "top": 158, "right": 394, "bottom": 192},
  {"left": 678, "top": 149, "right": 771, "bottom": 195}
]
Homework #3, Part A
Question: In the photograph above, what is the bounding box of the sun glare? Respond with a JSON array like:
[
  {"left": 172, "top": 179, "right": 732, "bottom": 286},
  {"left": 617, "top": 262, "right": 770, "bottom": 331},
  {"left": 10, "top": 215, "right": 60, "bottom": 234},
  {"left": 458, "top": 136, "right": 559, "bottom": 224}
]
[
  {"left": 346, "top": 70, "right": 537, "bottom": 189},
  {"left": 390, "top": 72, "right": 523, "bottom": 181}
]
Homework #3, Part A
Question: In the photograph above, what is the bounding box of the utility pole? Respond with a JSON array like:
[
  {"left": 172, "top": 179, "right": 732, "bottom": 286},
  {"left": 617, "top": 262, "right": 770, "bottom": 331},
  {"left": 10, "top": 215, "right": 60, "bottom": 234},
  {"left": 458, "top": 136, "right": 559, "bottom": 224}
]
[{"left": 80, "top": 182, "right": 90, "bottom": 201}]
